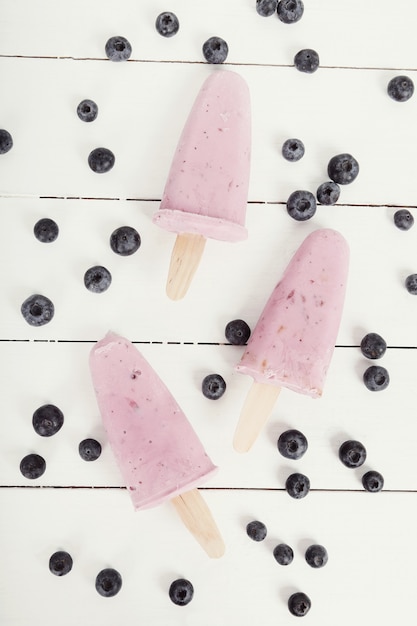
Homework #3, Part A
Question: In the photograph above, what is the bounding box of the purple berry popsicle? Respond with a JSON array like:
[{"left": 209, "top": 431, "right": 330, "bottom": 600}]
[
  {"left": 233, "top": 229, "right": 350, "bottom": 452},
  {"left": 90, "top": 331, "right": 225, "bottom": 557},
  {"left": 153, "top": 70, "right": 251, "bottom": 299}
]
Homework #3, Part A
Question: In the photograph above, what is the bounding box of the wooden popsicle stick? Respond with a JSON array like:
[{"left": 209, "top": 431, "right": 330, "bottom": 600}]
[
  {"left": 233, "top": 381, "right": 281, "bottom": 453},
  {"left": 166, "top": 233, "right": 206, "bottom": 300},
  {"left": 171, "top": 488, "right": 225, "bottom": 558}
]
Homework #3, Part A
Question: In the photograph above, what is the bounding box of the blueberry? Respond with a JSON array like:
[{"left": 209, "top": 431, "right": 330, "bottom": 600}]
[
  {"left": 285, "top": 472, "right": 310, "bottom": 499},
  {"left": 305, "top": 544, "right": 328, "bottom": 568},
  {"left": 363, "top": 365, "right": 390, "bottom": 391},
  {"left": 202, "top": 36, "right": 229, "bottom": 64},
  {"left": 110, "top": 226, "right": 141, "bottom": 256},
  {"left": 277, "top": 429, "right": 308, "bottom": 460},
  {"left": 362, "top": 470, "right": 384, "bottom": 493},
  {"left": 256, "top": 0, "right": 278, "bottom": 17},
  {"left": 387, "top": 75, "right": 414, "bottom": 102},
  {"left": 360, "top": 332, "right": 387, "bottom": 359},
  {"left": 20, "top": 453, "right": 46, "bottom": 479},
  {"left": 88, "top": 147, "right": 115, "bottom": 173},
  {"left": 202, "top": 374, "right": 226, "bottom": 400},
  {"left": 277, "top": 0, "right": 304, "bottom": 23},
  {"left": 246, "top": 520, "right": 267, "bottom": 541},
  {"left": 155, "top": 12, "right": 180, "bottom": 37},
  {"left": 225, "top": 319, "right": 251, "bottom": 345},
  {"left": 282, "top": 138, "right": 305, "bottom": 162},
  {"left": 32, "top": 404, "right": 64, "bottom": 437},
  {"left": 84, "top": 266, "right": 112, "bottom": 293},
  {"left": 49, "top": 551, "right": 73, "bottom": 576},
  {"left": 405, "top": 274, "right": 417, "bottom": 295},
  {"left": 0, "top": 129, "right": 13, "bottom": 154},
  {"left": 95, "top": 568, "right": 122, "bottom": 597},
  {"left": 169, "top": 578, "right": 194, "bottom": 606},
  {"left": 105, "top": 36, "right": 132, "bottom": 62},
  {"left": 294, "top": 48, "right": 319, "bottom": 73},
  {"left": 316, "top": 181, "right": 340, "bottom": 205},
  {"left": 338, "top": 440, "right": 366, "bottom": 468},
  {"left": 21, "top": 294, "right": 54, "bottom": 326},
  {"left": 288, "top": 592, "right": 311, "bottom": 617},
  {"left": 33, "top": 218, "right": 59, "bottom": 243},
  {"left": 79, "top": 438, "right": 102, "bottom": 461},
  {"left": 394, "top": 208, "right": 414, "bottom": 231},
  {"left": 273, "top": 543, "right": 294, "bottom": 565},
  {"left": 327, "top": 153, "right": 359, "bottom": 185},
  {"left": 77, "top": 99, "right": 98, "bottom": 122},
  {"left": 286, "top": 190, "right": 316, "bottom": 221}
]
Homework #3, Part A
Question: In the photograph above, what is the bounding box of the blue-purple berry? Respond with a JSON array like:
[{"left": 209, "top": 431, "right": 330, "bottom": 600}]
[
  {"left": 360, "top": 333, "right": 387, "bottom": 360},
  {"left": 286, "top": 190, "right": 316, "bottom": 221},
  {"left": 95, "top": 568, "right": 122, "bottom": 597},
  {"left": 282, "top": 138, "right": 305, "bottom": 162},
  {"left": 277, "top": 0, "right": 304, "bottom": 23},
  {"left": 32, "top": 404, "right": 64, "bottom": 437},
  {"left": 273, "top": 543, "right": 294, "bottom": 565},
  {"left": 305, "top": 544, "right": 328, "bottom": 568},
  {"left": 277, "top": 429, "right": 308, "bottom": 460},
  {"left": 405, "top": 274, "right": 417, "bottom": 295},
  {"left": 256, "top": 0, "right": 278, "bottom": 17},
  {"left": 387, "top": 75, "right": 414, "bottom": 102},
  {"left": 79, "top": 438, "right": 102, "bottom": 461},
  {"left": 363, "top": 365, "right": 390, "bottom": 391},
  {"left": 327, "top": 153, "right": 359, "bottom": 185},
  {"left": 362, "top": 470, "right": 384, "bottom": 492},
  {"left": 0, "top": 129, "right": 13, "bottom": 154},
  {"left": 33, "top": 218, "right": 59, "bottom": 243},
  {"left": 110, "top": 226, "right": 141, "bottom": 256},
  {"left": 202, "top": 374, "right": 226, "bottom": 400},
  {"left": 288, "top": 592, "right": 311, "bottom": 616},
  {"left": 169, "top": 578, "right": 194, "bottom": 606},
  {"left": 202, "top": 36, "right": 228, "bottom": 64},
  {"left": 49, "top": 551, "right": 73, "bottom": 576},
  {"left": 77, "top": 99, "right": 98, "bottom": 122},
  {"left": 88, "top": 147, "right": 115, "bottom": 173},
  {"left": 339, "top": 440, "right": 366, "bottom": 468},
  {"left": 105, "top": 36, "right": 132, "bottom": 61},
  {"left": 316, "top": 181, "right": 340, "bottom": 205},
  {"left": 394, "top": 209, "right": 414, "bottom": 230},
  {"left": 20, "top": 453, "right": 46, "bottom": 479},
  {"left": 225, "top": 319, "right": 251, "bottom": 345},
  {"left": 246, "top": 520, "right": 267, "bottom": 541},
  {"left": 155, "top": 12, "right": 179, "bottom": 37},
  {"left": 294, "top": 48, "right": 319, "bottom": 73},
  {"left": 21, "top": 294, "right": 54, "bottom": 326},
  {"left": 285, "top": 472, "right": 310, "bottom": 499},
  {"left": 84, "top": 266, "right": 112, "bottom": 293}
]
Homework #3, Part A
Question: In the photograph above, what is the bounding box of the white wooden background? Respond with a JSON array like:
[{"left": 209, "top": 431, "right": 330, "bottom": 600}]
[{"left": 1, "top": 1, "right": 416, "bottom": 624}]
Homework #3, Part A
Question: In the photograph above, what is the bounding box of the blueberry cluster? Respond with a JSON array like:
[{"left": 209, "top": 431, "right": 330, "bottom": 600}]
[
  {"left": 339, "top": 439, "right": 384, "bottom": 492},
  {"left": 49, "top": 552, "right": 123, "bottom": 597},
  {"left": 360, "top": 332, "right": 390, "bottom": 392},
  {"left": 276, "top": 428, "right": 311, "bottom": 498}
]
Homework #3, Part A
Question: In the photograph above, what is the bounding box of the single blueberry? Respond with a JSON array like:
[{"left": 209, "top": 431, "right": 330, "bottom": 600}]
[
  {"left": 277, "top": 429, "right": 308, "bottom": 460},
  {"left": 273, "top": 543, "right": 294, "bottom": 565},
  {"left": 360, "top": 332, "right": 387, "bottom": 359},
  {"left": 49, "top": 551, "right": 73, "bottom": 576},
  {"left": 225, "top": 319, "right": 251, "bottom": 345},
  {"left": 202, "top": 36, "right": 229, "bottom": 64},
  {"left": 95, "top": 568, "right": 122, "bottom": 597},
  {"left": 32, "top": 404, "right": 64, "bottom": 437},
  {"left": 77, "top": 99, "right": 98, "bottom": 122},
  {"left": 246, "top": 520, "right": 267, "bottom": 541},
  {"left": 286, "top": 189, "right": 316, "bottom": 221},
  {"left": 277, "top": 0, "right": 304, "bottom": 23},
  {"left": 110, "top": 226, "right": 141, "bottom": 256},
  {"left": 282, "top": 138, "right": 305, "bottom": 162},
  {"left": 33, "top": 218, "right": 59, "bottom": 243},
  {"left": 155, "top": 12, "right": 180, "bottom": 37},
  {"left": 294, "top": 48, "right": 319, "bottom": 73},
  {"left": 394, "top": 209, "right": 414, "bottom": 231},
  {"left": 327, "top": 153, "right": 359, "bottom": 185},
  {"left": 305, "top": 544, "right": 328, "bottom": 568},
  {"left": 362, "top": 470, "right": 384, "bottom": 493},
  {"left": 84, "top": 266, "right": 112, "bottom": 293},
  {"left": 405, "top": 274, "right": 417, "bottom": 295},
  {"left": 338, "top": 440, "right": 366, "bottom": 468},
  {"left": 202, "top": 373, "right": 226, "bottom": 400},
  {"left": 316, "top": 181, "right": 340, "bottom": 205},
  {"left": 288, "top": 592, "right": 311, "bottom": 617},
  {"left": 256, "top": 0, "right": 278, "bottom": 17},
  {"left": 21, "top": 294, "right": 55, "bottom": 326},
  {"left": 20, "top": 453, "right": 46, "bottom": 479},
  {"left": 285, "top": 472, "right": 310, "bottom": 499},
  {"left": 105, "top": 36, "right": 132, "bottom": 62},
  {"left": 363, "top": 365, "right": 390, "bottom": 391},
  {"left": 88, "top": 147, "right": 115, "bottom": 173},
  {"left": 169, "top": 578, "right": 194, "bottom": 606},
  {"left": 79, "top": 438, "right": 102, "bottom": 461},
  {"left": 387, "top": 75, "right": 414, "bottom": 102},
  {"left": 0, "top": 129, "right": 13, "bottom": 154}
]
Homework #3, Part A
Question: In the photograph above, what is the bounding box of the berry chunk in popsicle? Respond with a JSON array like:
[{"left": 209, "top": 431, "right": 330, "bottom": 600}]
[
  {"left": 233, "top": 228, "right": 349, "bottom": 452},
  {"left": 153, "top": 70, "right": 251, "bottom": 299},
  {"left": 89, "top": 331, "right": 224, "bottom": 557}
]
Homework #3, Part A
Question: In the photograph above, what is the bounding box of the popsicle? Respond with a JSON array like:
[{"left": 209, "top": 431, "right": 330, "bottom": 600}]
[
  {"left": 89, "top": 331, "right": 225, "bottom": 558},
  {"left": 233, "top": 228, "right": 349, "bottom": 452},
  {"left": 152, "top": 70, "right": 251, "bottom": 299}
]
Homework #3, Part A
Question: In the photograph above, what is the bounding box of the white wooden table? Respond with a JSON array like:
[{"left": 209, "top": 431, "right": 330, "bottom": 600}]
[{"left": 1, "top": 1, "right": 416, "bottom": 623}]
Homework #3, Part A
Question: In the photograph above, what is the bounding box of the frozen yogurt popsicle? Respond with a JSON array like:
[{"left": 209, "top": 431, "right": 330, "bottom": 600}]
[
  {"left": 233, "top": 229, "right": 349, "bottom": 452},
  {"left": 90, "top": 331, "right": 224, "bottom": 557},
  {"left": 153, "top": 70, "right": 251, "bottom": 299}
]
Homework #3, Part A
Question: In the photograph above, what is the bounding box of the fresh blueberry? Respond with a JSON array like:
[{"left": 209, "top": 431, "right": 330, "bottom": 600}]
[
  {"left": 169, "top": 578, "right": 194, "bottom": 606},
  {"left": 405, "top": 274, "right": 417, "bottom": 295},
  {"left": 273, "top": 543, "right": 294, "bottom": 565},
  {"left": 84, "top": 266, "right": 112, "bottom": 293},
  {"left": 286, "top": 190, "right": 316, "bottom": 221},
  {"left": 394, "top": 209, "right": 414, "bottom": 230},
  {"left": 277, "top": 429, "right": 308, "bottom": 460},
  {"left": 360, "top": 332, "right": 387, "bottom": 359},
  {"left": 105, "top": 36, "right": 132, "bottom": 62},
  {"left": 21, "top": 294, "right": 54, "bottom": 326},
  {"left": 362, "top": 470, "right": 384, "bottom": 493},
  {"left": 202, "top": 374, "right": 226, "bottom": 400},
  {"left": 77, "top": 99, "right": 98, "bottom": 122},
  {"left": 256, "top": 0, "right": 278, "bottom": 17},
  {"left": 33, "top": 218, "right": 59, "bottom": 243},
  {"left": 288, "top": 592, "right": 311, "bottom": 617},
  {"left": 202, "top": 36, "right": 229, "bottom": 64},
  {"left": 32, "top": 404, "right": 64, "bottom": 437},
  {"left": 277, "top": 0, "right": 304, "bottom": 23},
  {"left": 327, "top": 153, "right": 359, "bottom": 185},
  {"left": 49, "top": 551, "right": 73, "bottom": 576},
  {"left": 282, "top": 138, "right": 305, "bottom": 162},
  {"left": 294, "top": 48, "right": 319, "bottom": 73},
  {"left": 155, "top": 12, "right": 180, "bottom": 37},
  {"left": 285, "top": 472, "right": 310, "bottom": 499},
  {"left": 79, "top": 438, "right": 102, "bottom": 461},
  {"left": 0, "top": 129, "right": 13, "bottom": 154},
  {"left": 246, "top": 520, "right": 267, "bottom": 541},
  {"left": 316, "top": 181, "right": 340, "bottom": 205},
  {"left": 305, "top": 544, "right": 328, "bottom": 568},
  {"left": 338, "top": 440, "right": 366, "bottom": 468},
  {"left": 20, "top": 453, "right": 46, "bottom": 479},
  {"left": 363, "top": 365, "right": 390, "bottom": 391},
  {"left": 88, "top": 147, "right": 115, "bottom": 173},
  {"left": 95, "top": 568, "right": 122, "bottom": 597},
  {"left": 225, "top": 319, "right": 251, "bottom": 345},
  {"left": 110, "top": 226, "right": 141, "bottom": 256},
  {"left": 387, "top": 75, "right": 414, "bottom": 102}
]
